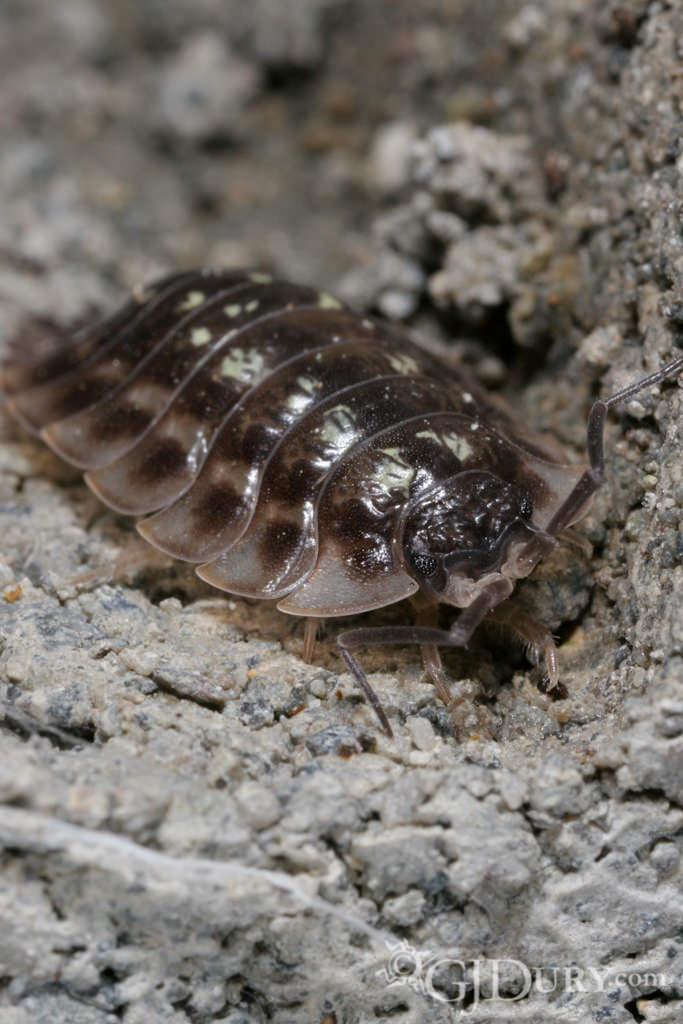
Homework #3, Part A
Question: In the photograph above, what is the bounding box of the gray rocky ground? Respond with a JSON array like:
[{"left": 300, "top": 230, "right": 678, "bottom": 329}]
[{"left": 0, "top": 1, "right": 681, "bottom": 1021}]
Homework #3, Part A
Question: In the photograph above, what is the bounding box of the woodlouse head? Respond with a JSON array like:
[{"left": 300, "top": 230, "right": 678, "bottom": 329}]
[{"left": 399, "top": 469, "right": 554, "bottom": 607}]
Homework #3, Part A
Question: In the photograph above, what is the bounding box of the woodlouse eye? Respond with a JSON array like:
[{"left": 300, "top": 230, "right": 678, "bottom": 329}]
[
  {"left": 411, "top": 553, "right": 439, "bottom": 578},
  {"left": 406, "top": 550, "right": 448, "bottom": 593}
]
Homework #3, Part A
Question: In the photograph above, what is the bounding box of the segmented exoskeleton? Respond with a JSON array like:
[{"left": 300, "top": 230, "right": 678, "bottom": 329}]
[{"left": 3, "top": 269, "right": 682, "bottom": 735}]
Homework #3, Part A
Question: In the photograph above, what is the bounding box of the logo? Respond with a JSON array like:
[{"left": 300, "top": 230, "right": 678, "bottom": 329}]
[
  {"left": 376, "top": 943, "right": 668, "bottom": 1010},
  {"left": 376, "top": 940, "right": 435, "bottom": 996}
]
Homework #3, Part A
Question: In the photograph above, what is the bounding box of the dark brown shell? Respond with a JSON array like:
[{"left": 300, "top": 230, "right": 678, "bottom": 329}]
[{"left": 2, "top": 268, "right": 584, "bottom": 617}]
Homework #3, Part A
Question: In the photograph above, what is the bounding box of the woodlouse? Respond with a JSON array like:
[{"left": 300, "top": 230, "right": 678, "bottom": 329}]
[{"left": 3, "top": 268, "right": 682, "bottom": 736}]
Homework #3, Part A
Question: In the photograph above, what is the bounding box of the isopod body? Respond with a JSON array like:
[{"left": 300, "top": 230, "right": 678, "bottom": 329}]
[{"left": 3, "top": 268, "right": 682, "bottom": 735}]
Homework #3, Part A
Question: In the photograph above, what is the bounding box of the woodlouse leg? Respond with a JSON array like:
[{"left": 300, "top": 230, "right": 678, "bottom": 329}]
[
  {"left": 420, "top": 644, "right": 454, "bottom": 711},
  {"left": 557, "top": 527, "right": 593, "bottom": 558},
  {"left": 337, "top": 624, "right": 480, "bottom": 737},
  {"left": 411, "top": 600, "right": 456, "bottom": 711},
  {"left": 337, "top": 579, "right": 512, "bottom": 735},
  {"left": 303, "top": 617, "right": 319, "bottom": 664},
  {"left": 486, "top": 600, "right": 559, "bottom": 690}
]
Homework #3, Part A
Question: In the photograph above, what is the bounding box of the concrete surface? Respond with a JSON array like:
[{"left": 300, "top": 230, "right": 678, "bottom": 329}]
[{"left": 0, "top": 1, "right": 681, "bottom": 1021}]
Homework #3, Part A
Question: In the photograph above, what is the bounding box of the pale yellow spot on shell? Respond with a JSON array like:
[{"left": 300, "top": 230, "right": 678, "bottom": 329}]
[
  {"left": 377, "top": 447, "right": 415, "bottom": 493},
  {"left": 296, "top": 376, "right": 318, "bottom": 395},
  {"left": 318, "top": 292, "right": 342, "bottom": 310},
  {"left": 285, "top": 376, "right": 319, "bottom": 413},
  {"left": 388, "top": 353, "right": 421, "bottom": 375},
  {"left": 245, "top": 299, "right": 260, "bottom": 313},
  {"left": 177, "top": 290, "right": 205, "bottom": 312},
  {"left": 318, "top": 405, "right": 357, "bottom": 447},
  {"left": 379, "top": 446, "right": 403, "bottom": 460},
  {"left": 220, "top": 347, "right": 265, "bottom": 379},
  {"left": 249, "top": 271, "right": 272, "bottom": 284},
  {"left": 443, "top": 432, "right": 473, "bottom": 461},
  {"left": 224, "top": 303, "right": 243, "bottom": 318},
  {"left": 190, "top": 326, "right": 213, "bottom": 347}
]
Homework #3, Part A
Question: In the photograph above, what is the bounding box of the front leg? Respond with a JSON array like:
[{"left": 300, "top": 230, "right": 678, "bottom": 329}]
[
  {"left": 412, "top": 599, "right": 491, "bottom": 738},
  {"left": 337, "top": 579, "right": 513, "bottom": 736},
  {"left": 411, "top": 596, "right": 456, "bottom": 712},
  {"left": 485, "top": 598, "right": 560, "bottom": 690}
]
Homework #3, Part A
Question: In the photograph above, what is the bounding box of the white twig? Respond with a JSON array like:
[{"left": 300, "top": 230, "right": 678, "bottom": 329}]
[{"left": 0, "top": 804, "right": 395, "bottom": 949}]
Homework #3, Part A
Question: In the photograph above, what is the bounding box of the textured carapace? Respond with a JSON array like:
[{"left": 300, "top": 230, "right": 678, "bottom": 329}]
[{"left": 3, "top": 268, "right": 682, "bottom": 736}]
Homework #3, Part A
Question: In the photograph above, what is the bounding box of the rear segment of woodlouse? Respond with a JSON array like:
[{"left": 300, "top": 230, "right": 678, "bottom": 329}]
[{"left": 3, "top": 268, "right": 682, "bottom": 737}]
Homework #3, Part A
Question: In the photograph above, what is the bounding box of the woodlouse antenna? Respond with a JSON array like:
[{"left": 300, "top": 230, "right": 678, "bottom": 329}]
[
  {"left": 543, "top": 352, "right": 683, "bottom": 538},
  {"left": 338, "top": 647, "right": 395, "bottom": 737}
]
